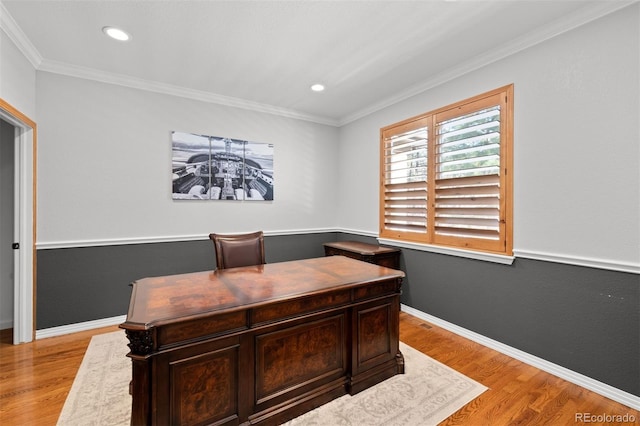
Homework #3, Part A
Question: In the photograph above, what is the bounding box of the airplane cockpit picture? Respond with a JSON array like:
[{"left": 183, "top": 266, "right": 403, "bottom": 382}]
[{"left": 172, "top": 131, "right": 274, "bottom": 201}]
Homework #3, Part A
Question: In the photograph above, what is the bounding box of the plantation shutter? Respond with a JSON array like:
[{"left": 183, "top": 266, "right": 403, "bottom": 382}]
[
  {"left": 433, "top": 94, "right": 506, "bottom": 251},
  {"left": 379, "top": 85, "right": 512, "bottom": 255},
  {"left": 381, "top": 119, "right": 429, "bottom": 240}
]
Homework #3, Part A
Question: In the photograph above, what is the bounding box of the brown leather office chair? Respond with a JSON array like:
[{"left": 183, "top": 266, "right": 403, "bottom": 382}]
[{"left": 209, "top": 231, "right": 266, "bottom": 270}]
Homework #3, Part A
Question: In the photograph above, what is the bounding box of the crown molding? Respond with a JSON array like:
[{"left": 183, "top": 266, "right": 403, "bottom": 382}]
[
  {"left": 37, "top": 59, "right": 340, "bottom": 127},
  {"left": 0, "top": 1, "right": 42, "bottom": 68},
  {"left": 2, "top": 0, "right": 636, "bottom": 128},
  {"left": 338, "top": 0, "right": 639, "bottom": 126}
]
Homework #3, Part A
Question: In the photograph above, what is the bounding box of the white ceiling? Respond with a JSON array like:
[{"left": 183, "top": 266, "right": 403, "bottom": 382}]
[{"left": 1, "top": 0, "right": 634, "bottom": 125}]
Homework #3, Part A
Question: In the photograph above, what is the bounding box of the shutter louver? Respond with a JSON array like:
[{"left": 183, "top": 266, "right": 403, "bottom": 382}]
[
  {"left": 435, "top": 106, "right": 502, "bottom": 241},
  {"left": 382, "top": 126, "right": 428, "bottom": 235}
]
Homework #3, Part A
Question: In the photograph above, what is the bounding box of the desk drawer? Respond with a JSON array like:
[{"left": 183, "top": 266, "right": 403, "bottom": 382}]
[
  {"left": 157, "top": 311, "right": 247, "bottom": 349},
  {"left": 252, "top": 289, "right": 351, "bottom": 325}
]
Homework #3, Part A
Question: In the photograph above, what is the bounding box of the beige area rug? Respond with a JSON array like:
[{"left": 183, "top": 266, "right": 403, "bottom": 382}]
[{"left": 58, "top": 331, "right": 487, "bottom": 426}]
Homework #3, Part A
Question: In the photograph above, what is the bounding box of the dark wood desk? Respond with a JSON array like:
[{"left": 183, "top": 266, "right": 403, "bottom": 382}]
[
  {"left": 324, "top": 241, "right": 401, "bottom": 269},
  {"left": 120, "top": 256, "right": 405, "bottom": 426}
]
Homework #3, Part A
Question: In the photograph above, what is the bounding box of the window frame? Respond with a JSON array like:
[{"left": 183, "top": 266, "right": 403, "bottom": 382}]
[{"left": 379, "top": 85, "right": 513, "bottom": 256}]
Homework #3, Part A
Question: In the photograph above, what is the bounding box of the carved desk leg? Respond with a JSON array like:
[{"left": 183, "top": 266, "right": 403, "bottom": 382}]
[{"left": 125, "top": 329, "right": 154, "bottom": 426}]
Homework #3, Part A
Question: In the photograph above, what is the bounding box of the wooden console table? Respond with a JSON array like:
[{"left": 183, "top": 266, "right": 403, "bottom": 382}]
[
  {"left": 120, "top": 256, "right": 404, "bottom": 425},
  {"left": 323, "top": 241, "right": 401, "bottom": 269}
]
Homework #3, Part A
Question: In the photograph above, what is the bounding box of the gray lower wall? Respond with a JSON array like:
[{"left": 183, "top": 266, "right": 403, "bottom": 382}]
[
  {"left": 35, "top": 232, "right": 335, "bottom": 329},
  {"left": 36, "top": 232, "right": 639, "bottom": 397},
  {"left": 400, "top": 250, "right": 639, "bottom": 398}
]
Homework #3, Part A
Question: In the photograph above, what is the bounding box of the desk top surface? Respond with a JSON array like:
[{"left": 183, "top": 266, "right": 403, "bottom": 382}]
[{"left": 122, "top": 256, "right": 404, "bottom": 330}]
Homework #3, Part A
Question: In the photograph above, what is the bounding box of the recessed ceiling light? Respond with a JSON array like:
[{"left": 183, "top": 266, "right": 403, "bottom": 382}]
[
  {"left": 310, "top": 84, "right": 325, "bottom": 92},
  {"left": 102, "top": 26, "right": 131, "bottom": 41}
]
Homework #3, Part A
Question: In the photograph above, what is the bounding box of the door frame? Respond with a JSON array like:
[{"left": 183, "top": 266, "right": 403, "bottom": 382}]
[{"left": 0, "top": 98, "right": 36, "bottom": 344}]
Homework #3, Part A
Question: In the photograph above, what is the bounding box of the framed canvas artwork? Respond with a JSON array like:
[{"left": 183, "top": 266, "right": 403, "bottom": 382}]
[{"left": 172, "top": 131, "right": 274, "bottom": 201}]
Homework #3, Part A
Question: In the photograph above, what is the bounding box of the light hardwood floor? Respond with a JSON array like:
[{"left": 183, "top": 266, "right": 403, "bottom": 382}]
[{"left": 0, "top": 313, "right": 637, "bottom": 425}]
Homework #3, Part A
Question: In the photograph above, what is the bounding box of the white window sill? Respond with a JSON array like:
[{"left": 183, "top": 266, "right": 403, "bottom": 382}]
[{"left": 377, "top": 238, "right": 515, "bottom": 265}]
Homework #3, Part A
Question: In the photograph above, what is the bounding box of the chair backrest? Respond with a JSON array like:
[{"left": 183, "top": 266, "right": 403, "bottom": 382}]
[{"left": 209, "top": 231, "right": 266, "bottom": 270}]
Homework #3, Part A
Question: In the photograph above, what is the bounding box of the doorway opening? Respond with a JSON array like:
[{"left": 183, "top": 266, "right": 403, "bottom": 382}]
[{"left": 0, "top": 99, "right": 36, "bottom": 344}]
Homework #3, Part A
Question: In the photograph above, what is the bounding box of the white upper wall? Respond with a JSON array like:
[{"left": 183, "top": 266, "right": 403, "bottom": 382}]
[
  {"left": 337, "top": 4, "right": 639, "bottom": 268},
  {"left": 35, "top": 73, "right": 339, "bottom": 245},
  {"left": 4, "top": 3, "right": 639, "bottom": 269},
  {"left": 0, "top": 30, "right": 36, "bottom": 119}
]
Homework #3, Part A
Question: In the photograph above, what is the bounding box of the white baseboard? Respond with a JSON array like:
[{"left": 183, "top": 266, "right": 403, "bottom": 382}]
[
  {"left": 401, "top": 304, "right": 640, "bottom": 411},
  {"left": 35, "top": 315, "right": 126, "bottom": 339}
]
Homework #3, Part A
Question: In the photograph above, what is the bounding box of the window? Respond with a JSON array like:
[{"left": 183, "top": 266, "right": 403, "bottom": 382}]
[{"left": 380, "top": 85, "right": 513, "bottom": 255}]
